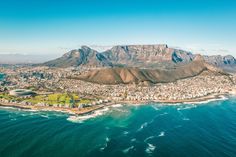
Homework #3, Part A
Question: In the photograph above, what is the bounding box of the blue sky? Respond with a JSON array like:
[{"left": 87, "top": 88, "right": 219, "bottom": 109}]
[{"left": 0, "top": 0, "right": 236, "bottom": 56}]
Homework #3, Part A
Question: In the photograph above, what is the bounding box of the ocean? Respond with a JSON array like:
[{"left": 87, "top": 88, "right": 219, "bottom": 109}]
[
  {"left": 0, "top": 97, "right": 236, "bottom": 157},
  {"left": 0, "top": 73, "right": 5, "bottom": 81}
]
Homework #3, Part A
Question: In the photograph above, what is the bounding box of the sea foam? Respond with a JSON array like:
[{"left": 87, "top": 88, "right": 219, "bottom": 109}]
[
  {"left": 111, "top": 104, "right": 123, "bottom": 108},
  {"left": 100, "top": 137, "right": 110, "bottom": 151},
  {"left": 177, "top": 104, "right": 197, "bottom": 110},
  {"left": 137, "top": 122, "right": 148, "bottom": 131},
  {"left": 144, "top": 136, "right": 155, "bottom": 143},
  {"left": 183, "top": 95, "right": 228, "bottom": 105},
  {"left": 158, "top": 131, "right": 165, "bottom": 137},
  {"left": 145, "top": 143, "right": 156, "bottom": 154},
  {"left": 67, "top": 107, "right": 109, "bottom": 123},
  {"left": 122, "top": 146, "right": 134, "bottom": 154}
]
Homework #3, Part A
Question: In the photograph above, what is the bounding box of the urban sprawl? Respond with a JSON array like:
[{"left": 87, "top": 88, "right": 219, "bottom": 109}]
[{"left": 0, "top": 66, "right": 236, "bottom": 114}]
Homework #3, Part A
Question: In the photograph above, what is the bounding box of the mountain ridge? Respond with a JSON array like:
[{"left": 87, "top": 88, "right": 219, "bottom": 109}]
[
  {"left": 42, "top": 44, "right": 236, "bottom": 71},
  {"left": 43, "top": 46, "right": 112, "bottom": 68},
  {"left": 41, "top": 44, "right": 235, "bottom": 85},
  {"left": 72, "top": 56, "right": 227, "bottom": 85}
]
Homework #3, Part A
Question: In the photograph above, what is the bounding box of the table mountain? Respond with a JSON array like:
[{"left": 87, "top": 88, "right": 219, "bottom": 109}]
[
  {"left": 42, "top": 44, "right": 236, "bottom": 72},
  {"left": 102, "top": 44, "right": 194, "bottom": 67}
]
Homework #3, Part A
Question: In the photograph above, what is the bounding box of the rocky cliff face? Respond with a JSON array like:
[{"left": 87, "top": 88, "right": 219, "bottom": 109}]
[
  {"left": 203, "top": 55, "right": 236, "bottom": 72},
  {"left": 42, "top": 44, "right": 236, "bottom": 71},
  {"left": 102, "top": 44, "right": 194, "bottom": 66},
  {"left": 204, "top": 55, "right": 236, "bottom": 66},
  {"left": 43, "top": 46, "right": 112, "bottom": 68}
]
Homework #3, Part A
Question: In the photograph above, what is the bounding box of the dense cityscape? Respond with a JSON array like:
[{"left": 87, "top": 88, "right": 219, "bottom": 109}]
[{"left": 1, "top": 66, "right": 236, "bottom": 115}]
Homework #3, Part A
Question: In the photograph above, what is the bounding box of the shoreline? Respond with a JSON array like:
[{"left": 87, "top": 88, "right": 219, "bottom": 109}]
[
  {"left": 117, "top": 93, "right": 229, "bottom": 105},
  {"left": 0, "top": 103, "right": 106, "bottom": 115},
  {"left": 0, "top": 93, "right": 233, "bottom": 115}
]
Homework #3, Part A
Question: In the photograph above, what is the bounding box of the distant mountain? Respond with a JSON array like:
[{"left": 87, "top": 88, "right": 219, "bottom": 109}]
[
  {"left": 203, "top": 55, "right": 236, "bottom": 72},
  {"left": 42, "top": 44, "right": 194, "bottom": 68},
  {"left": 42, "top": 44, "right": 236, "bottom": 72}
]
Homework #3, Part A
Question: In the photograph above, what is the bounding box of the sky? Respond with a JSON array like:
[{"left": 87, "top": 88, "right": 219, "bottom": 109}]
[{"left": 0, "top": 0, "right": 236, "bottom": 56}]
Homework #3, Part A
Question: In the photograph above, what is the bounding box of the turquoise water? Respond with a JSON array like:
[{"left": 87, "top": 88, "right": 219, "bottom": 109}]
[
  {"left": 0, "top": 73, "right": 5, "bottom": 81},
  {"left": 1, "top": 98, "right": 236, "bottom": 157}
]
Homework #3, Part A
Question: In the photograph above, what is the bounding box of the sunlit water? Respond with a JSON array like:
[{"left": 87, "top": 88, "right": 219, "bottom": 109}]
[{"left": 1, "top": 97, "right": 236, "bottom": 157}]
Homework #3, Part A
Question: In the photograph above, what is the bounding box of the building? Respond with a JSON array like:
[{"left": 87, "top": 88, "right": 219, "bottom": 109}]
[{"left": 9, "top": 89, "right": 36, "bottom": 97}]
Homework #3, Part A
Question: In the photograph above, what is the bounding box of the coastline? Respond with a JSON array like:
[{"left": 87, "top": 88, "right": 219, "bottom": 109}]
[
  {"left": 0, "top": 103, "right": 106, "bottom": 115},
  {"left": 0, "top": 93, "right": 232, "bottom": 115},
  {"left": 117, "top": 93, "right": 229, "bottom": 105}
]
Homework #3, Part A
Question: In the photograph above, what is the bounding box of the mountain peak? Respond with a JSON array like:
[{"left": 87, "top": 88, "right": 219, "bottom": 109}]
[
  {"left": 194, "top": 54, "right": 205, "bottom": 61},
  {"left": 43, "top": 46, "right": 111, "bottom": 68},
  {"left": 62, "top": 49, "right": 80, "bottom": 58},
  {"left": 42, "top": 44, "right": 236, "bottom": 72},
  {"left": 80, "top": 45, "right": 91, "bottom": 51}
]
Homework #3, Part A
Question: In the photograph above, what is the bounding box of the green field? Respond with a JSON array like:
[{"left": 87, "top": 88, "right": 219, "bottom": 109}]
[
  {"left": 0, "top": 93, "right": 24, "bottom": 102},
  {"left": 27, "top": 93, "right": 94, "bottom": 107},
  {"left": 0, "top": 93, "right": 94, "bottom": 108}
]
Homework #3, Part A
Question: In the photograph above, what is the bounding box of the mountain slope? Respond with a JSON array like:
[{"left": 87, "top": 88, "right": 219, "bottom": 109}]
[
  {"left": 203, "top": 55, "right": 236, "bottom": 72},
  {"left": 42, "top": 44, "right": 236, "bottom": 72},
  {"left": 74, "top": 56, "right": 223, "bottom": 85},
  {"left": 43, "top": 46, "right": 112, "bottom": 68}
]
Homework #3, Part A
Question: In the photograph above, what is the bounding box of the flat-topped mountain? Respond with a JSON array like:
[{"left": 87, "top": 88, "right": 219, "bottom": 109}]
[
  {"left": 43, "top": 44, "right": 194, "bottom": 68},
  {"left": 43, "top": 44, "right": 236, "bottom": 71},
  {"left": 102, "top": 44, "right": 194, "bottom": 67}
]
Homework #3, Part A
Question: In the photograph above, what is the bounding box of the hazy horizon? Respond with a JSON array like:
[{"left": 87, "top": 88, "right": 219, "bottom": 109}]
[{"left": 0, "top": 0, "right": 236, "bottom": 56}]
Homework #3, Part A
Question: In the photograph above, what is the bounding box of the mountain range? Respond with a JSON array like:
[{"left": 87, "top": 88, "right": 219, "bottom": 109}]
[
  {"left": 74, "top": 55, "right": 227, "bottom": 85},
  {"left": 42, "top": 44, "right": 236, "bottom": 84},
  {"left": 43, "top": 44, "right": 236, "bottom": 71}
]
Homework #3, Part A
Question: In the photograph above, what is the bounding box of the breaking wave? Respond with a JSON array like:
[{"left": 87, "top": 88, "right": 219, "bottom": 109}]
[
  {"left": 158, "top": 131, "right": 165, "bottom": 137},
  {"left": 67, "top": 107, "right": 109, "bottom": 123},
  {"left": 122, "top": 145, "right": 134, "bottom": 154},
  {"left": 177, "top": 104, "right": 197, "bottom": 110},
  {"left": 111, "top": 104, "right": 123, "bottom": 108},
  {"left": 183, "top": 95, "right": 228, "bottom": 105},
  {"left": 145, "top": 143, "right": 156, "bottom": 154}
]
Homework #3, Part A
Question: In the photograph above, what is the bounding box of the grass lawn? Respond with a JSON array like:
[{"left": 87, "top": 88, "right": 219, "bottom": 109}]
[
  {"left": 26, "top": 93, "right": 93, "bottom": 107},
  {"left": 1, "top": 92, "right": 94, "bottom": 107}
]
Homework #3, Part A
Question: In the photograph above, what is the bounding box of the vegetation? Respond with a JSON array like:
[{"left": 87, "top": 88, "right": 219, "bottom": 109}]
[
  {"left": 0, "top": 93, "right": 14, "bottom": 100},
  {"left": 0, "top": 92, "right": 94, "bottom": 108},
  {"left": 25, "top": 93, "right": 93, "bottom": 107},
  {"left": 0, "top": 93, "right": 24, "bottom": 101}
]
